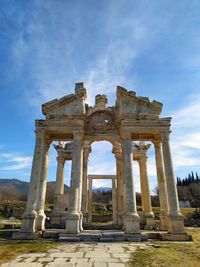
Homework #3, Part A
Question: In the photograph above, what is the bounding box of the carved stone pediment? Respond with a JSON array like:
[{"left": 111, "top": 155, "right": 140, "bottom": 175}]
[
  {"left": 116, "top": 86, "right": 163, "bottom": 119},
  {"left": 42, "top": 83, "right": 87, "bottom": 117}
]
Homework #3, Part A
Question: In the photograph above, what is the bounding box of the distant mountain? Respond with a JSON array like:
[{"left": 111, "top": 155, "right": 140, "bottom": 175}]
[
  {"left": 0, "top": 179, "right": 29, "bottom": 201},
  {"left": 93, "top": 187, "right": 112, "bottom": 192},
  {"left": 0, "top": 178, "right": 69, "bottom": 203}
]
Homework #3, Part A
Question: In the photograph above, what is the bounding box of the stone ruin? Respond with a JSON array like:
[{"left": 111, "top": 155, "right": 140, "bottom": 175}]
[{"left": 13, "top": 83, "right": 191, "bottom": 241}]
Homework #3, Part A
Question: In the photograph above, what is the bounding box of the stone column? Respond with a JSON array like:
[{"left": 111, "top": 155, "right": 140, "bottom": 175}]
[
  {"left": 88, "top": 177, "right": 93, "bottom": 223},
  {"left": 162, "top": 132, "right": 184, "bottom": 233},
  {"left": 113, "top": 144, "right": 124, "bottom": 226},
  {"left": 54, "top": 157, "right": 65, "bottom": 211},
  {"left": 153, "top": 140, "right": 169, "bottom": 230},
  {"left": 35, "top": 136, "right": 50, "bottom": 231},
  {"left": 81, "top": 143, "right": 91, "bottom": 213},
  {"left": 112, "top": 176, "right": 117, "bottom": 224},
  {"left": 65, "top": 132, "right": 83, "bottom": 234},
  {"left": 18, "top": 130, "right": 46, "bottom": 235},
  {"left": 122, "top": 134, "right": 140, "bottom": 233},
  {"left": 138, "top": 156, "right": 154, "bottom": 229}
]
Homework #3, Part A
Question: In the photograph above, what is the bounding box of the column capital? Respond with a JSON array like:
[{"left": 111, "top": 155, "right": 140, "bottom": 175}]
[
  {"left": 73, "top": 131, "right": 83, "bottom": 140},
  {"left": 161, "top": 131, "right": 171, "bottom": 143},
  {"left": 35, "top": 130, "right": 51, "bottom": 145},
  {"left": 121, "top": 131, "right": 132, "bottom": 140},
  {"left": 138, "top": 155, "right": 147, "bottom": 165},
  {"left": 152, "top": 139, "right": 162, "bottom": 148}
]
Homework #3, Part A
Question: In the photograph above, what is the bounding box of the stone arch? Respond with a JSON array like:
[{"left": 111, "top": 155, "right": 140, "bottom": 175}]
[{"left": 13, "top": 83, "right": 190, "bottom": 242}]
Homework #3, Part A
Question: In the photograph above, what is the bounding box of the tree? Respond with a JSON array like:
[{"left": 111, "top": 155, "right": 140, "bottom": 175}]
[{"left": 189, "top": 183, "right": 200, "bottom": 211}]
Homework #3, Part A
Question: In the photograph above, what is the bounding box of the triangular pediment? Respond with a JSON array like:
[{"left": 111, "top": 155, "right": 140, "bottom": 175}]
[
  {"left": 116, "top": 86, "right": 162, "bottom": 118},
  {"left": 41, "top": 83, "right": 163, "bottom": 121},
  {"left": 42, "top": 83, "right": 87, "bottom": 117}
]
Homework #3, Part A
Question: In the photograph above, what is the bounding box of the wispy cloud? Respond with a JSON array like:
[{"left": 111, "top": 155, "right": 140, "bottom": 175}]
[
  {"left": 9, "top": 0, "right": 150, "bottom": 109},
  {"left": 170, "top": 93, "right": 200, "bottom": 170},
  {"left": 0, "top": 153, "right": 32, "bottom": 171}
]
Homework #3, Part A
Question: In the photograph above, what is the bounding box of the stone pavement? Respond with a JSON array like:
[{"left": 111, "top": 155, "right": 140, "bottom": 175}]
[{"left": 1, "top": 242, "right": 150, "bottom": 267}]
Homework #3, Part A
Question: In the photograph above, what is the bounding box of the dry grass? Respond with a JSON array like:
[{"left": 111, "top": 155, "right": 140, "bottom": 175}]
[
  {"left": 0, "top": 240, "right": 57, "bottom": 265},
  {"left": 129, "top": 228, "right": 200, "bottom": 267}
]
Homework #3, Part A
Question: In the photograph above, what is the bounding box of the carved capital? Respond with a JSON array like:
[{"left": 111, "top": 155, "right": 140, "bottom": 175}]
[
  {"left": 73, "top": 131, "right": 83, "bottom": 140},
  {"left": 35, "top": 130, "right": 51, "bottom": 146},
  {"left": 121, "top": 130, "right": 132, "bottom": 140},
  {"left": 161, "top": 131, "right": 171, "bottom": 143},
  {"left": 139, "top": 155, "right": 147, "bottom": 164},
  {"left": 152, "top": 139, "right": 162, "bottom": 149}
]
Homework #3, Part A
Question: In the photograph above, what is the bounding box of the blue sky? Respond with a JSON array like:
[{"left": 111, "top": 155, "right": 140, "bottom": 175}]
[{"left": 0, "top": 0, "right": 200, "bottom": 191}]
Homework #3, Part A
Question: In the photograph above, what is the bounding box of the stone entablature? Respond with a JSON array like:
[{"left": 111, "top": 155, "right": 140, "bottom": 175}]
[{"left": 13, "top": 83, "right": 190, "bottom": 242}]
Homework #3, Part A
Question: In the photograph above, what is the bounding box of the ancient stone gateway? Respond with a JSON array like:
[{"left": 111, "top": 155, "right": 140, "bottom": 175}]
[{"left": 13, "top": 83, "right": 190, "bottom": 241}]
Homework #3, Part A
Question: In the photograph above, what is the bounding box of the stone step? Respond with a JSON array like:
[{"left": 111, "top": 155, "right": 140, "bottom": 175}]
[
  {"left": 59, "top": 236, "right": 81, "bottom": 242},
  {"left": 43, "top": 229, "right": 149, "bottom": 242}
]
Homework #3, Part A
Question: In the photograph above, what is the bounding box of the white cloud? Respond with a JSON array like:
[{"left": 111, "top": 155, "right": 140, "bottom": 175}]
[
  {"left": 9, "top": 1, "right": 150, "bottom": 109},
  {"left": 170, "top": 93, "right": 200, "bottom": 170},
  {"left": 0, "top": 153, "right": 32, "bottom": 171}
]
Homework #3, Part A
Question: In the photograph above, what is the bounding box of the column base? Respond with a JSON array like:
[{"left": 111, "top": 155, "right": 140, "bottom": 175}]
[
  {"left": 12, "top": 211, "right": 40, "bottom": 240},
  {"left": 36, "top": 212, "right": 46, "bottom": 231},
  {"left": 123, "top": 213, "right": 140, "bottom": 233},
  {"left": 65, "top": 212, "right": 81, "bottom": 234},
  {"left": 117, "top": 212, "right": 124, "bottom": 226},
  {"left": 140, "top": 212, "right": 154, "bottom": 230},
  {"left": 160, "top": 213, "right": 169, "bottom": 230},
  {"left": 50, "top": 211, "right": 67, "bottom": 227},
  {"left": 167, "top": 214, "right": 185, "bottom": 233},
  {"left": 20, "top": 211, "right": 37, "bottom": 233},
  {"left": 143, "top": 212, "right": 155, "bottom": 230}
]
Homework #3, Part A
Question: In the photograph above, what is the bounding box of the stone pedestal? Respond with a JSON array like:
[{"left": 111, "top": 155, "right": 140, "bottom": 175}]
[
  {"left": 12, "top": 212, "right": 39, "bottom": 240},
  {"left": 167, "top": 214, "right": 185, "bottom": 233},
  {"left": 65, "top": 213, "right": 81, "bottom": 234},
  {"left": 123, "top": 214, "right": 140, "bottom": 233},
  {"left": 50, "top": 210, "right": 68, "bottom": 227},
  {"left": 159, "top": 213, "right": 169, "bottom": 230}
]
